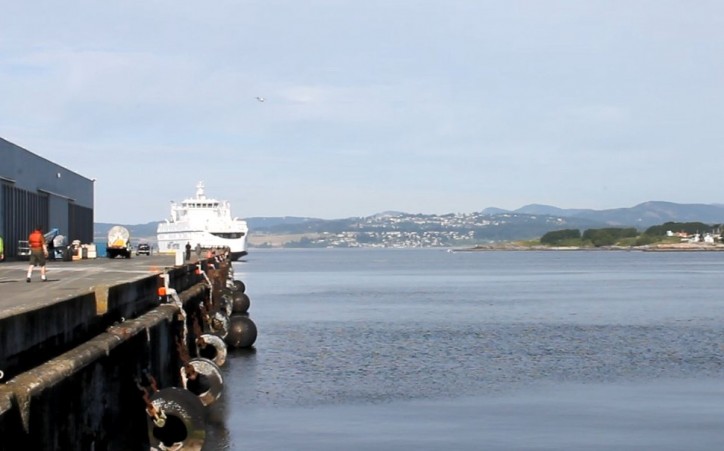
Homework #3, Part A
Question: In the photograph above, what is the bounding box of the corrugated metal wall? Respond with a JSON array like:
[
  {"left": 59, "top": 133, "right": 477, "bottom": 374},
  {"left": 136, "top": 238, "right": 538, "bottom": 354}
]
[
  {"left": 69, "top": 203, "right": 93, "bottom": 244},
  {"left": 2, "top": 184, "right": 49, "bottom": 258}
]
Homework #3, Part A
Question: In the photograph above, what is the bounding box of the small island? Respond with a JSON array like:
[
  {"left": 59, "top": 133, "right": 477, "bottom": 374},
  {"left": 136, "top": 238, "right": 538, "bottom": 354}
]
[{"left": 462, "top": 221, "right": 724, "bottom": 252}]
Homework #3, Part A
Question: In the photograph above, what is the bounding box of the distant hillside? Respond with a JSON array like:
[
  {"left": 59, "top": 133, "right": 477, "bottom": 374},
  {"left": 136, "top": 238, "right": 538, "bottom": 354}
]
[
  {"left": 514, "top": 204, "right": 593, "bottom": 217},
  {"left": 93, "top": 201, "right": 724, "bottom": 245},
  {"left": 246, "top": 216, "right": 321, "bottom": 229},
  {"left": 506, "top": 201, "right": 724, "bottom": 227},
  {"left": 481, "top": 207, "right": 511, "bottom": 215},
  {"left": 578, "top": 201, "right": 724, "bottom": 226}
]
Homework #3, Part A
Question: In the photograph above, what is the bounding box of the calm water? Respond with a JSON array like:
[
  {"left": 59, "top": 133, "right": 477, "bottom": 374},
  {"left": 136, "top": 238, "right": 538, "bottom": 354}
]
[{"left": 203, "top": 248, "right": 724, "bottom": 450}]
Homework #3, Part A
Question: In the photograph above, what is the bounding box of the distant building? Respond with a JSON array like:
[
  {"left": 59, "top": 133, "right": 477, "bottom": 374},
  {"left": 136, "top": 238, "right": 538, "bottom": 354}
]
[{"left": 0, "top": 137, "right": 94, "bottom": 258}]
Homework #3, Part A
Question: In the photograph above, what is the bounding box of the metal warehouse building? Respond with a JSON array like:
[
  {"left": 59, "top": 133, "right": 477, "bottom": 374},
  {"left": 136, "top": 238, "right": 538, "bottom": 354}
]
[{"left": 0, "top": 137, "right": 94, "bottom": 259}]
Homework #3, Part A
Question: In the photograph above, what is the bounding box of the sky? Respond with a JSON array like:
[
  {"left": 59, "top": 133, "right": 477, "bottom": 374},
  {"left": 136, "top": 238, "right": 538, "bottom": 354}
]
[{"left": 1, "top": 1, "right": 723, "bottom": 224}]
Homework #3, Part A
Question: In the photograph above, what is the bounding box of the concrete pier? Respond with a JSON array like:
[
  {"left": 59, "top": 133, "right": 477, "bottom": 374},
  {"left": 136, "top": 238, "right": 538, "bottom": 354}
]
[{"left": 0, "top": 252, "right": 236, "bottom": 450}]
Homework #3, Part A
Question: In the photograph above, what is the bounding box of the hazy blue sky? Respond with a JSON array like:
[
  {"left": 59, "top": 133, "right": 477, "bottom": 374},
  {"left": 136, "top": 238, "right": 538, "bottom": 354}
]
[{"left": 2, "top": 1, "right": 723, "bottom": 224}]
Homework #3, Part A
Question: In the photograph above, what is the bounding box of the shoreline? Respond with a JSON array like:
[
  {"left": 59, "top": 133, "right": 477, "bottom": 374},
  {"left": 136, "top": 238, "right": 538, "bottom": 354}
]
[{"left": 458, "top": 243, "right": 724, "bottom": 252}]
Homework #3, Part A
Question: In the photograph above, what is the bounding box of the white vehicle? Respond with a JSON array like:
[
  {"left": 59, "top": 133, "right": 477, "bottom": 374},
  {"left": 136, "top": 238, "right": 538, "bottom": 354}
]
[
  {"left": 157, "top": 182, "right": 249, "bottom": 261},
  {"left": 107, "top": 225, "right": 132, "bottom": 258}
]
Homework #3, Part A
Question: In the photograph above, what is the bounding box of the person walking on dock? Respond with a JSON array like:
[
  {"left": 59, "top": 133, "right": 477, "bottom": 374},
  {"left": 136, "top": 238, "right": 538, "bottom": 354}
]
[{"left": 26, "top": 226, "right": 48, "bottom": 282}]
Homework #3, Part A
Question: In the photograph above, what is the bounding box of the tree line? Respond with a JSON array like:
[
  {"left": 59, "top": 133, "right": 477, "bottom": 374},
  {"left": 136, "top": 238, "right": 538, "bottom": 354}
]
[{"left": 540, "top": 222, "right": 722, "bottom": 247}]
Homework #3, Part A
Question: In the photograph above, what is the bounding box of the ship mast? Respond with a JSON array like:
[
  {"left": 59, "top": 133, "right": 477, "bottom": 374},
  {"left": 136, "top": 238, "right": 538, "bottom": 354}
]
[{"left": 196, "top": 181, "right": 206, "bottom": 199}]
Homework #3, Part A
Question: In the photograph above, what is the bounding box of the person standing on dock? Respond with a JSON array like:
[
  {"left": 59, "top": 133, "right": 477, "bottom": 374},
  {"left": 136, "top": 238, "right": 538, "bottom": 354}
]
[
  {"left": 185, "top": 241, "right": 192, "bottom": 261},
  {"left": 26, "top": 226, "right": 48, "bottom": 282}
]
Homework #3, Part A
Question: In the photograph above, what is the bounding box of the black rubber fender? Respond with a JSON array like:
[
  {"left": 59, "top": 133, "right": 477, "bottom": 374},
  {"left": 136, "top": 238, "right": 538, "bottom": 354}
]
[
  {"left": 225, "top": 315, "right": 257, "bottom": 348},
  {"left": 231, "top": 292, "right": 250, "bottom": 314},
  {"left": 232, "top": 279, "right": 246, "bottom": 293}
]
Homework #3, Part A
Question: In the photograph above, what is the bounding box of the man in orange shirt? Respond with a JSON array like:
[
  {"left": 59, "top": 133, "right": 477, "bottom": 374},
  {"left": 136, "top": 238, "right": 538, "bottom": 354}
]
[{"left": 26, "top": 226, "right": 48, "bottom": 282}]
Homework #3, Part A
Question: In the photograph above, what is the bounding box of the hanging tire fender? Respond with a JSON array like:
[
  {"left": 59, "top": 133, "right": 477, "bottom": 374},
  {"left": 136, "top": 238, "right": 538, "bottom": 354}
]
[
  {"left": 209, "top": 311, "right": 230, "bottom": 339},
  {"left": 181, "top": 357, "right": 224, "bottom": 407},
  {"left": 147, "top": 387, "right": 206, "bottom": 451},
  {"left": 197, "top": 333, "right": 227, "bottom": 367}
]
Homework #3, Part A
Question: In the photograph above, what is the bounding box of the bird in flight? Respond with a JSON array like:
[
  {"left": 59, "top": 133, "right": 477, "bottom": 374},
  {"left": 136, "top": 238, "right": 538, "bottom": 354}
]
[{"left": 256, "top": 96, "right": 265, "bottom": 102}]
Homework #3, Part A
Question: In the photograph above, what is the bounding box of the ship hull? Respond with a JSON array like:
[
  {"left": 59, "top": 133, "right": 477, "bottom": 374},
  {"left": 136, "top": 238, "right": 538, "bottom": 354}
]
[
  {"left": 156, "top": 228, "right": 248, "bottom": 259},
  {"left": 229, "top": 250, "right": 247, "bottom": 261}
]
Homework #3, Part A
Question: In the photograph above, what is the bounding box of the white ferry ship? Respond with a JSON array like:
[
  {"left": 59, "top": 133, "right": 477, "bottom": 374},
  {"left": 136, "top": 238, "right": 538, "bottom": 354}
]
[{"left": 157, "top": 182, "right": 249, "bottom": 260}]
